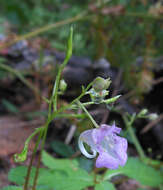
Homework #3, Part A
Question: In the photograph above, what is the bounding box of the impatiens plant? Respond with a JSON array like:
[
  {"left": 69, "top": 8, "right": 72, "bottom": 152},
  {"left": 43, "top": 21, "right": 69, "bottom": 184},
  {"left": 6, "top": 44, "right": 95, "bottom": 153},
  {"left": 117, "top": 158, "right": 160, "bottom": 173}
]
[{"left": 1, "top": 27, "right": 163, "bottom": 190}]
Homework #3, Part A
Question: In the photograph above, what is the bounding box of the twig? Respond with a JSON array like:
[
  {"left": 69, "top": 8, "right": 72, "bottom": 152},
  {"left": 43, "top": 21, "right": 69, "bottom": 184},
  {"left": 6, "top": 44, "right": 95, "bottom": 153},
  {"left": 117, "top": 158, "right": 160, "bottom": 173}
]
[
  {"left": 65, "top": 125, "right": 76, "bottom": 145},
  {"left": 141, "top": 113, "right": 163, "bottom": 134}
]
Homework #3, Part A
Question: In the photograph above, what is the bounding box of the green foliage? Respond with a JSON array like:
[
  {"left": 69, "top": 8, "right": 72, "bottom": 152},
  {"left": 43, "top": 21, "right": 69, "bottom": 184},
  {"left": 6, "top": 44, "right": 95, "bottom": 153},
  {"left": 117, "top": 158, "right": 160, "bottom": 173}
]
[
  {"left": 95, "top": 181, "right": 116, "bottom": 190},
  {"left": 1, "top": 99, "right": 19, "bottom": 114},
  {"left": 0, "top": 0, "right": 163, "bottom": 92},
  {"left": 51, "top": 140, "right": 75, "bottom": 157},
  {"left": 0, "top": 58, "right": 8, "bottom": 79},
  {"left": 4, "top": 153, "right": 163, "bottom": 190},
  {"left": 104, "top": 157, "right": 163, "bottom": 187},
  {"left": 42, "top": 148, "right": 78, "bottom": 172},
  {"left": 77, "top": 157, "right": 94, "bottom": 172},
  {"left": 38, "top": 166, "right": 93, "bottom": 190},
  {"left": 1, "top": 186, "right": 22, "bottom": 190},
  {"left": 8, "top": 166, "right": 35, "bottom": 185},
  {"left": 6, "top": 151, "right": 94, "bottom": 190}
]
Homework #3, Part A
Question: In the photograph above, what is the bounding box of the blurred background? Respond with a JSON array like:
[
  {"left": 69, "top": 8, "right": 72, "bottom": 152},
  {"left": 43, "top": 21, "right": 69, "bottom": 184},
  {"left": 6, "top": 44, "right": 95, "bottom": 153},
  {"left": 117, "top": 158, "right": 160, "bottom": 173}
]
[{"left": 0, "top": 0, "right": 163, "bottom": 189}]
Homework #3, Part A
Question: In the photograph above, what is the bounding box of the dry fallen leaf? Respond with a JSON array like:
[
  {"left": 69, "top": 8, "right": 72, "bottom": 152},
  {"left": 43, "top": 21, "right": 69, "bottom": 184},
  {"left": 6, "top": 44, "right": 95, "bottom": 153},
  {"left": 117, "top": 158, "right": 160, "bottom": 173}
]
[{"left": 0, "top": 116, "right": 44, "bottom": 157}]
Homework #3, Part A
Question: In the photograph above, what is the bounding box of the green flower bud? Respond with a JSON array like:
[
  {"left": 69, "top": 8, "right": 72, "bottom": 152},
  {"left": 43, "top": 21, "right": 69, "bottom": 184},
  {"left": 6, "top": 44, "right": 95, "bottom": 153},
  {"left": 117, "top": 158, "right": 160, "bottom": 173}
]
[
  {"left": 139, "top": 109, "right": 148, "bottom": 116},
  {"left": 14, "top": 143, "right": 28, "bottom": 162},
  {"left": 92, "top": 77, "right": 111, "bottom": 92},
  {"left": 104, "top": 78, "right": 112, "bottom": 90},
  {"left": 59, "top": 79, "right": 67, "bottom": 92}
]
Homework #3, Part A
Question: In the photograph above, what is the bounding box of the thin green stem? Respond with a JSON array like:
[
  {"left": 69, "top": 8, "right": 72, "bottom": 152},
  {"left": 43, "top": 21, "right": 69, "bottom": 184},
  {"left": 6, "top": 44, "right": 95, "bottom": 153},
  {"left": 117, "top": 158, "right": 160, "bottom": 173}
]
[
  {"left": 52, "top": 58, "right": 69, "bottom": 111},
  {"left": 30, "top": 117, "right": 51, "bottom": 189},
  {"left": 24, "top": 75, "right": 92, "bottom": 189},
  {"left": 77, "top": 100, "right": 99, "bottom": 128},
  {"left": 0, "top": 63, "right": 40, "bottom": 96},
  {"left": 29, "top": 28, "right": 74, "bottom": 188},
  {"left": 70, "top": 101, "right": 95, "bottom": 109},
  {"left": 123, "top": 115, "right": 146, "bottom": 159},
  {"left": 23, "top": 131, "right": 43, "bottom": 190},
  {"left": 124, "top": 12, "right": 163, "bottom": 20},
  {"left": 0, "top": 62, "right": 50, "bottom": 104},
  {"left": 52, "top": 27, "right": 73, "bottom": 111},
  {"left": 32, "top": 148, "right": 42, "bottom": 190},
  {"left": 26, "top": 128, "right": 43, "bottom": 145},
  {"left": 50, "top": 82, "right": 93, "bottom": 121},
  {"left": 70, "top": 95, "right": 121, "bottom": 109}
]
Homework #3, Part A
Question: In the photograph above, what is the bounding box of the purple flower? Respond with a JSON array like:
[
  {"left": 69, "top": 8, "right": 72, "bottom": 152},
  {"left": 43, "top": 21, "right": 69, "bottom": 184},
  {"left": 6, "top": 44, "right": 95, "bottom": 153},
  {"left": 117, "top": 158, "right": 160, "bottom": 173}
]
[{"left": 78, "top": 123, "right": 128, "bottom": 169}]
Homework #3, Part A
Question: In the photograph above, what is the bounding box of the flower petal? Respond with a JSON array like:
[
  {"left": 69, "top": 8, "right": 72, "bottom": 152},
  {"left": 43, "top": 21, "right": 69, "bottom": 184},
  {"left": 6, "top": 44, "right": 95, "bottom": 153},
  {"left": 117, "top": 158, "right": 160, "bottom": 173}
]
[
  {"left": 114, "top": 136, "right": 128, "bottom": 166},
  {"left": 92, "top": 124, "right": 112, "bottom": 144},
  {"left": 79, "top": 129, "right": 95, "bottom": 147},
  {"left": 112, "top": 122, "right": 121, "bottom": 134},
  {"left": 95, "top": 151, "right": 119, "bottom": 169}
]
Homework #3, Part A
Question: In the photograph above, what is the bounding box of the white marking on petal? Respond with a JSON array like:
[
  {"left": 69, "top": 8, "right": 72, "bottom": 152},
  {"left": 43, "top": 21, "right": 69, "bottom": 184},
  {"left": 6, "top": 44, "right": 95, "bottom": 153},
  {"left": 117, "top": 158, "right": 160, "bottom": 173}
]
[{"left": 78, "top": 137, "right": 97, "bottom": 159}]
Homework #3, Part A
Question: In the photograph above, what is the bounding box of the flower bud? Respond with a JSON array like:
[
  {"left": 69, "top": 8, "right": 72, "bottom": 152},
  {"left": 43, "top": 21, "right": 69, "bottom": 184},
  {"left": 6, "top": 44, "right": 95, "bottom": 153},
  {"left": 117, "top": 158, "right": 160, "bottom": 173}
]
[
  {"left": 59, "top": 79, "right": 67, "bottom": 92},
  {"left": 138, "top": 109, "right": 148, "bottom": 117},
  {"left": 92, "top": 77, "right": 111, "bottom": 92}
]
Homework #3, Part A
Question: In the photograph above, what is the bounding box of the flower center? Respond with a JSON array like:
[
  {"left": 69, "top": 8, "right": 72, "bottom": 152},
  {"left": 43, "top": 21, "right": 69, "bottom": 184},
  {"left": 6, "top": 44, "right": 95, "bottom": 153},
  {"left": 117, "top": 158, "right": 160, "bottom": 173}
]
[{"left": 100, "top": 135, "right": 118, "bottom": 159}]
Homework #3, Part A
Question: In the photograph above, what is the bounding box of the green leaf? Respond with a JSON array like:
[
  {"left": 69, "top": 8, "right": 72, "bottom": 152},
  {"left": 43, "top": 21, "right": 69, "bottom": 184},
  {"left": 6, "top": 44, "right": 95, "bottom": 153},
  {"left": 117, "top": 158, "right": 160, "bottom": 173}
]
[
  {"left": 78, "top": 157, "right": 94, "bottom": 172},
  {"left": 122, "top": 157, "right": 163, "bottom": 187},
  {"left": 95, "top": 181, "right": 115, "bottom": 190},
  {"left": 38, "top": 167, "right": 94, "bottom": 190},
  {"left": 40, "top": 151, "right": 94, "bottom": 190},
  {"left": 8, "top": 166, "right": 35, "bottom": 185},
  {"left": 42, "top": 151, "right": 78, "bottom": 173},
  {"left": 65, "top": 26, "right": 73, "bottom": 60},
  {"left": 104, "top": 157, "right": 163, "bottom": 187},
  {"left": 51, "top": 140, "right": 74, "bottom": 157},
  {"left": 1, "top": 186, "right": 22, "bottom": 190},
  {"left": 2, "top": 99, "right": 19, "bottom": 114},
  {"left": 8, "top": 166, "right": 51, "bottom": 188}
]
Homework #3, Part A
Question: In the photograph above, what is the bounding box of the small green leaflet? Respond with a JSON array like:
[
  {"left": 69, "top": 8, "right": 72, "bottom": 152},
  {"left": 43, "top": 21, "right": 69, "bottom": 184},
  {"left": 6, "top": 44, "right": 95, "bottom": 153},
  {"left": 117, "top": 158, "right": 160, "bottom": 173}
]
[{"left": 95, "top": 181, "right": 115, "bottom": 190}]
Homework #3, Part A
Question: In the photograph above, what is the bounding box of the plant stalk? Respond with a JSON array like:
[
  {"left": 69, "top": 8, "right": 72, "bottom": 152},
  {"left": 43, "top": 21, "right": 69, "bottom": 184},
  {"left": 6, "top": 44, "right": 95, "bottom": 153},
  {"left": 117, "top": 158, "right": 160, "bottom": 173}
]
[
  {"left": 123, "top": 115, "right": 146, "bottom": 159},
  {"left": 77, "top": 100, "right": 99, "bottom": 128},
  {"left": 24, "top": 131, "right": 43, "bottom": 190}
]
